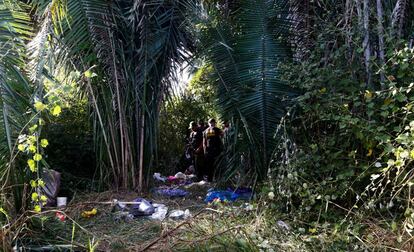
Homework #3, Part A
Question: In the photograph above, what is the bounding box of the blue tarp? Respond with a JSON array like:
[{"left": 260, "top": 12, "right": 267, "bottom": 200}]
[{"left": 204, "top": 188, "right": 253, "bottom": 203}]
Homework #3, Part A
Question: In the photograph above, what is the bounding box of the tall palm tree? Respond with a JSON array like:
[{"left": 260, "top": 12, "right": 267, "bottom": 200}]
[
  {"left": 2, "top": 0, "right": 298, "bottom": 193},
  {"left": 26, "top": 0, "right": 194, "bottom": 190},
  {"left": 0, "top": 0, "right": 34, "bottom": 211}
]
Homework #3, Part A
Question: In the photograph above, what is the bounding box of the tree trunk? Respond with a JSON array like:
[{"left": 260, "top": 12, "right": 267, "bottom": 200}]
[
  {"left": 392, "top": 0, "right": 407, "bottom": 39},
  {"left": 376, "top": 0, "right": 386, "bottom": 89},
  {"left": 138, "top": 113, "right": 145, "bottom": 192},
  {"left": 355, "top": 0, "right": 362, "bottom": 27},
  {"left": 363, "top": 0, "right": 372, "bottom": 88},
  {"left": 86, "top": 79, "right": 118, "bottom": 187},
  {"left": 345, "top": 0, "right": 355, "bottom": 77}
]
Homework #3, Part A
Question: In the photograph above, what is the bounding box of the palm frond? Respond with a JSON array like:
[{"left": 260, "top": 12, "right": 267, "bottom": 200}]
[
  {"left": 0, "top": 0, "right": 34, "bottom": 211},
  {"left": 194, "top": 0, "right": 295, "bottom": 180}
]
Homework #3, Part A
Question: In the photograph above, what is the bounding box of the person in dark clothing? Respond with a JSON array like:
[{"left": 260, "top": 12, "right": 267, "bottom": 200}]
[
  {"left": 188, "top": 121, "right": 204, "bottom": 177},
  {"left": 202, "top": 118, "right": 223, "bottom": 181},
  {"left": 198, "top": 120, "right": 208, "bottom": 131}
]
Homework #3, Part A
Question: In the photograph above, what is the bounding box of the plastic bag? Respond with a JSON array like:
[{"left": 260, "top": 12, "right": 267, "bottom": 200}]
[
  {"left": 129, "top": 198, "right": 155, "bottom": 217},
  {"left": 153, "top": 173, "right": 167, "bottom": 182},
  {"left": 169, "top": 209, "right": 191, "bottom": 220},
  {"left": 204, "top": 191, "right": 235, "bottom": 203},
  {"left": 41, "top": 169, "right": 61, "bottom": 207},
  {"left": 154, "top": 188, "right": 189, "bottom": 197},
  {"left": 205, "top": 188, "right": 253, "bottom": 203},
  {"left": 150, "top": 203, "right": 168, "bottom": 221},
  {"left": 174, "top": 172, "right": 186, "bottom": 179}
]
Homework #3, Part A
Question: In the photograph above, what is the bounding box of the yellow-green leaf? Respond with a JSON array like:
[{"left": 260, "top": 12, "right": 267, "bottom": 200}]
[
  {"left": 84, "top": 70, "right": 97, "bottom": 78},
  {"left": 34, "top": 102, "right": 47, "bottom": 111},
  {"left": 391, "top": 221, "right": 397, "bottom": 231},
  {"left": 33, "top": 153, "right": 42, "bottom": 161},
  {"left": 40, "top": 139, "right": 49, "bottom": 148},
  {"left": 28, "top": 145, "right": 37, "bottom": 153},
  {"left": 29, "top": 124, "right": 38, "bottom": 132},
  {"left": 51, "top": 105, "right": 62, "bottom": 116},
  {"left": 34, "top": 205, "right": 41, "bottom": 212},
  {"left": 28, "top": 135, "right": 36, "bottom": 143},
  {"left": 31, "top": 192, "right": 38, "bottom": 201},
  {"left": 27, "top": 159, "right": 36, "bottom": 172},
  {"left": 30, "top": 180, "right": 37, "bottom": 188},
  {"left": 18, "top": 144, "right": 25, "bottom": 152},
  {"left": 364, "top": 90, "right": 373, "bottom": 99},
  {"left": 37, "top": 179, "right": 45, "bottom": 187}
]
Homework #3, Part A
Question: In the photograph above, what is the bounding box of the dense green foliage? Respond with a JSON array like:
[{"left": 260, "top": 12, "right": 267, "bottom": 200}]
[
  {"left": 267, "top": 1, "right": 414, "bottom": 235},
  {"left": 274, "top": 44, "right": 414, "bottom": 217},
  {"left": 2, "top": 0, "right": 414, "bottom": 250}
]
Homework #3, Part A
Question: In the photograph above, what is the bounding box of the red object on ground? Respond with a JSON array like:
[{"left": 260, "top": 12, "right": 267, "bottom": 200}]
[
  {"left": 55, "top": 211, "right": 66, "bottom": 221},
  {"left": 167, "top": 176, "right": 178, "bottom": 183}
]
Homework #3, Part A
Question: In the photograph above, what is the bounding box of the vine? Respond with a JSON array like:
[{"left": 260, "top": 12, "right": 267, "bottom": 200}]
[{"left": 18, "top": 99, "right": 62, "bottom": 212}]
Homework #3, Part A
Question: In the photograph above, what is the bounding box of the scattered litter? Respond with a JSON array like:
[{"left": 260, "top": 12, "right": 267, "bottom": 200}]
[
  {"left": 241, "top": 203, "right": 254, "bottom": 211},
  {"left": 57, "top": 197, "right": 67, "bottom": 208},
  {"left": 184, "top": 180, "right": 208, "bottom": 189},
  {"left": 55, "top": 211, "right": 66, "bottom": 221},
  {"left": 277, "top": 220, "right": 290, "bottom": 231},
  {"left": 205, "top": 191, "right": 235, "bottom": 203},
  {"left": 114, "top": 211, "right": 134, "bottom": 222},
  {"left": 205, "top": 188, "right": 253, "bottom": 203},
  {"left": 154, "top": 188, "right": 189, "bottom": 197},
  {"left": 112, "top": 199, "right": 127, "bottom": 212},
  {"left": 129, "top": 198, "right": 155, "bottom": 217},
  {"left": 41, "top": 169, "right": 61, "bottom": 207},
  {"left": 153, "top": 172, "right": 167, "bottom": 182},
  {"left": 187, "top": 174, "right": 197, "bottom": 180},
  {"left": 167, "top": 176, "right": 179, "bottom": 184},
  {"left": 174, "top": 172, "right": 186, "bottom": 179},
  {"left": 81, "top": 208, "right": 97, "bottom": 218},
  {"left": 150, "top": 203, "right": 168, "bottom": 221},
  {"left": 169, "top": 209, "right": 191, "bottom": 220}
]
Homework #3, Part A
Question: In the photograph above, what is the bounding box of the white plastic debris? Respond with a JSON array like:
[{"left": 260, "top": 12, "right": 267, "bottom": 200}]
[
  {"left": 150, "top": 204, "right": 169, "bottom": 221},
  {"left": 169, "top": 209, "right": 191, "bottom": 220},
  {"left": 277, "top": 220, "right": 290, "bottom": 231},
  {"left": 174, "top": 172, "right": 186, "bottom": 179},
  {"left": 184, "top": 180, "right": 209, "bottom": 189},
  {"left": 114, "top": 211, "right": 134, "bottom": 222},
  {"left": 153, "top": 172, "right": 166, "bottom": 182},
  {"left": 197, "top": 180, "right": 207, "bottom": 186},
  {"left": 241, "top": 203, "right": 254, "bottom": 211},
  {"left": 188, "top": 174, "right": 197, "bottom": 179}
]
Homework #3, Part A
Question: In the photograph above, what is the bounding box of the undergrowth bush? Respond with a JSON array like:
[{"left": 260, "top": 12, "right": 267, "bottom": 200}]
[{"left": 271, "top": 43, "right": 414, "bottom": 228}]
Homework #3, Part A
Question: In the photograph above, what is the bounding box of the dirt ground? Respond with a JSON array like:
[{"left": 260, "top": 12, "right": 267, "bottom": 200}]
[{"left": 23, "top": 183, "right": 218, "bottom": 251}]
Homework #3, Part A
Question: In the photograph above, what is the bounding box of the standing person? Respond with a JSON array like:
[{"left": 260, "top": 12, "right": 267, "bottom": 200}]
[
  {"left": 188, "top": 121, "right": 204, "bottom": 177},
  {"left": 223, "top": 120, "right": 230, "bottom": 137},
  {"left": 198, "top": 120, "right": 207, "bottom": 131},
  {"left": 203, "top": 118, "right": 223, "bottom": 181}
]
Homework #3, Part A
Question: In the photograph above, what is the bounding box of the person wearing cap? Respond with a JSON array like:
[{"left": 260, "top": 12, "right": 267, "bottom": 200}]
[
  {"left": 202, "top": 118, "right": 223, "bottom": 181},
  {"left": 188, "top": 121, "right": 204, "bottom": 176}
]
